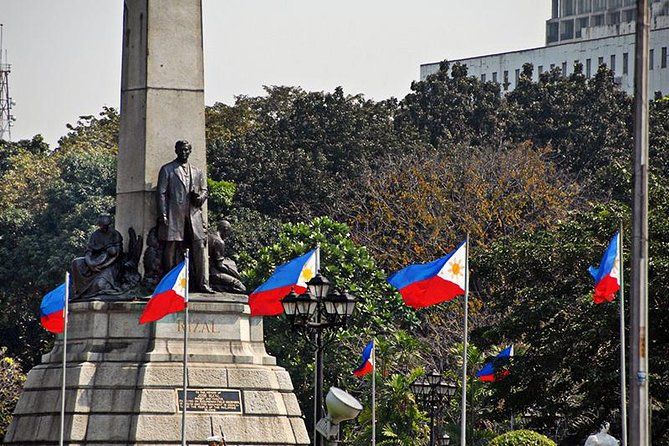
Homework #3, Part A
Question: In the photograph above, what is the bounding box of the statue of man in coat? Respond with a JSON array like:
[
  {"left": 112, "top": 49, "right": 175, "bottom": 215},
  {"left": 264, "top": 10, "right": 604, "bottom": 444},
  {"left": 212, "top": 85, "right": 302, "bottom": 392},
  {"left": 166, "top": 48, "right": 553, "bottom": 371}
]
[{"left": 157, "top": 140, "right": 214, "bottom": 293}]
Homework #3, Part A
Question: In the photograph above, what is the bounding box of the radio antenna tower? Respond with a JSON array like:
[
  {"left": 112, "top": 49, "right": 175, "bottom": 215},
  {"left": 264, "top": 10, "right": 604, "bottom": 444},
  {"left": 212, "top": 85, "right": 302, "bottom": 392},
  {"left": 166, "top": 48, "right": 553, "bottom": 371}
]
[{"left": 0, "top": 24, "right": 15, "bottom": 141}]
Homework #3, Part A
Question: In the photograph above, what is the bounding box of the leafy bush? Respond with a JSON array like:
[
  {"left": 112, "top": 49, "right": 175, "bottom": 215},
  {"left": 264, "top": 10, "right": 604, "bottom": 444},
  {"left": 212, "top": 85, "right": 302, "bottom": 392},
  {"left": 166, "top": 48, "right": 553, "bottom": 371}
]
[
  {"left": 489, "top": 430, "right": 556, "bottom": 446},
  {"left": 0, "top": 347, "right": 26, "bottom": 440},
  {"left": 207, "top": 178, "right": 236, "bottom": 221}
]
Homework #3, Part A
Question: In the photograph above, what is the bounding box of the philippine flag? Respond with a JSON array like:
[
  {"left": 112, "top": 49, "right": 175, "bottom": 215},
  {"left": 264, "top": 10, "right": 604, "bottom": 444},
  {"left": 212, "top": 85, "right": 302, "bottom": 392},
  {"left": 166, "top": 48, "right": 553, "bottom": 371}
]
[
  {"left": 40, "top": 283, "right": 67, "bottom": 334},
  {"left": 388, "top": 241, "right": 467, "bottom": 309},
  {"left": 588, "top": 231, "right": 621, "bottom": 304},
  {"left": 249, "top": 249, "right": 318, "bottom": 316},
  {"left": 353, "top": 341, "right": 375, "bottom": 378},
  {"left": 139, "top": 261, "right": 187, "bottom": 324},
  {"left": 476, "top": 345, "right": 514, "bottom": 382}
]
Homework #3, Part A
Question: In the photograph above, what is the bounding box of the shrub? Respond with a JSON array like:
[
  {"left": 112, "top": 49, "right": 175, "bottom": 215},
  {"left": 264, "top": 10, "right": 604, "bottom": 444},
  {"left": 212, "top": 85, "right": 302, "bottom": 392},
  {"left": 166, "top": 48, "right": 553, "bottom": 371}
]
[
  {"left": 489, "top": 430, "right": 556, "bottom": 446},
  {"left": 0, "top": 347, "right": 26, "bottom": 439}
]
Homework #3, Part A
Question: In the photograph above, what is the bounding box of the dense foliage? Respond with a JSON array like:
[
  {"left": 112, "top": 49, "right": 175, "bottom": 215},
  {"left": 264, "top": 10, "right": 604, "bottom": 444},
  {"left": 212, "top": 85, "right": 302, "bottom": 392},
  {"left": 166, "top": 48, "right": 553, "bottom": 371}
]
[
  {"left": 489, "top": 430, "right": 557, "bottom": 446},
  {"left": 1, "top": 61, "right": 669, "bottom": 444},
  {"left": 0, "top": 348, "right": 25, "bottom": 439}
]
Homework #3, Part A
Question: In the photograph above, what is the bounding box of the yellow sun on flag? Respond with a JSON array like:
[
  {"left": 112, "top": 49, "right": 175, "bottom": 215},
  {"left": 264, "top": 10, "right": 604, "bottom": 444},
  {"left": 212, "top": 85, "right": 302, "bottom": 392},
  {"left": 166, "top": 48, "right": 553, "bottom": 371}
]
[
  {"left": 178, "top": 277, "right": 187, "bottom": 290},
  {"left": 300, "top": 267, "right": 315, "bottom": 282},
  {"left": 449, "top": 261, "right": 463, "bottom": 277}
]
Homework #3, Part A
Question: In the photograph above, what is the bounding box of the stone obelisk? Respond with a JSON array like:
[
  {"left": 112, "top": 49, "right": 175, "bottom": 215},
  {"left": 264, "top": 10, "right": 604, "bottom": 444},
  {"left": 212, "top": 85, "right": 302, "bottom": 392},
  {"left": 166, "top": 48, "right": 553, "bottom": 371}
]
[{"left": 115, "top": 0, "right": 207, "bottom": 254}]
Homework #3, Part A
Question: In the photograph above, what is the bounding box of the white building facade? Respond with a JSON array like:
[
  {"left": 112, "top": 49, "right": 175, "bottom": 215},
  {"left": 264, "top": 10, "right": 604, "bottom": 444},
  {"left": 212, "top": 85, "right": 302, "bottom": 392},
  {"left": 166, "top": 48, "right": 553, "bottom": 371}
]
[{"left": 420, "top": 0, "right": 669, "bottom": 96}]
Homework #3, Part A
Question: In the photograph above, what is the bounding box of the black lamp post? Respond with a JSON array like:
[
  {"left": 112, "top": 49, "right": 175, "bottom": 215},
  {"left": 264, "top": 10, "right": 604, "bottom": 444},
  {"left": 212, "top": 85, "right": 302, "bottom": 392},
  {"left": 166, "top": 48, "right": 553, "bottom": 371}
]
[
  {"left": 281, "top": 272, "right": 357, "bottom": 446},
  {"left": 438, "top": 433, "right": 451, "bottom": 446},
  {"left": 410, "top": 370, "right": 457, "bottom": 446}
]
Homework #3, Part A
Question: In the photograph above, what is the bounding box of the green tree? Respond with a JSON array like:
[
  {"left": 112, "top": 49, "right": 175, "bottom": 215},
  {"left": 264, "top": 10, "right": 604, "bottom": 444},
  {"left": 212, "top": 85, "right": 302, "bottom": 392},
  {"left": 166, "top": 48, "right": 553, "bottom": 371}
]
[
  {"left": 0, "top": 109, "right": 117, "bottom": 366},
  {"left": 207, "top": 86, "right": 408, "bottom": 221},
  {"left": 474, "top": 181, "right": 669, "bottom": 443},
  {"left": 346, "top": 367, "right": 429, "bottom": 446},
  {"left": 396, "top": 61, "right": 507, "bottom": 149},
  {"left": 245, "top": 217, "right": 420, "bottom": 436},
  {"left": 58, "top": 106, "right": 119, "bottom": 153},
  {"left": 506, "top": 63, "right": 632, "bottom": 190},
  {"left": 0, "top": 134, "right": 49, "bottom": 175},
  {"left": 0, "top": 348, "right": 26, "bottom": 440}
]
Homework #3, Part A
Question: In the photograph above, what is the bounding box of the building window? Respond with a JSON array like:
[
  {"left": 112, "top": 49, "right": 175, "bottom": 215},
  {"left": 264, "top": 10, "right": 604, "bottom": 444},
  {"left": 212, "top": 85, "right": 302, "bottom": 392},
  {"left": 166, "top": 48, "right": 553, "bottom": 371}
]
[
  {"left": 547, "top": 22, "right": 560, "bottom": 43},
  {"left": 577, "top": 0, "right": 592, "bottom": 14},
  {"left": 539, "top": 65, "right": 544, "bottom": 74},
  {"left": 593, "top": 14, "right": 605, "bottom": 26},
  {"left": 662, "top": 47, "right": 668, "bottom": 69},
  {"left": 586, "top": 58, "right": 592, "bottom": 77},
  {"left": 576, "top": 17, "right": 589, "bottom": 38},
  {"left": 562, "top": 0, "right": 575, "bottom": 16},
  {"left": 611, "top": 54, "right": 616, "bottom": 73},
  {"left": 624, "top": 9, "right": 636, "bottom": 23},
  {"left": 623, "top": 52, "right": 629, "bottom": 74},
  {"left": 492, "top": 72, "right": 498, "bottom": 83},
  {"left": 599, "top": 56, "right": 605, "bottom": 67},
  {"left": 608, "top": 11, "right": 621, "bottom": 25},
  {"left": 650, "top": 49, "right": 654, "bottom": 70},
  {"left": 562, "top": 61, "right": 568, "bottom": 74},
  {"left": 608, "top": 0, "right": 622, "bottom": 8},
  {"left": 503, "top": 70, "right": 509, "bottom": 90},
  {"left": 515, "top": 68, "right": 520, "bottom": 84},
  {"left": 561, "top": 19, "right": 575, "bottom": 40},
  {"left": 593, "top": 0, "right": 606, "bottom": 11}
]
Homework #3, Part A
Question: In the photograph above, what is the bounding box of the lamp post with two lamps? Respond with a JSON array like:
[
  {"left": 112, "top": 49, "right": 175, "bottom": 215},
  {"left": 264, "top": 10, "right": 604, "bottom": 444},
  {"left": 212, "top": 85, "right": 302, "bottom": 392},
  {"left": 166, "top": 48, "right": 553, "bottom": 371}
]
[
  {"left": 410, "top": 370, "right": 457, "bottom": 446},
  {"left": 281, "top": 273, "right": 357, "bottom": 446}
]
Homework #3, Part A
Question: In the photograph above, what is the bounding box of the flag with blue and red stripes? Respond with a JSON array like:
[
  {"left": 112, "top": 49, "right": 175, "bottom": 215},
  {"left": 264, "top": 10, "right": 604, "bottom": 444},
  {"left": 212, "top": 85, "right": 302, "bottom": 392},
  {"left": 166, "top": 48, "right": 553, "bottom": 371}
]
[
  {"left": 353, "top": 340, "right": 375, "bottom": 378},
  {"left": 588, "top": 231, "right": 621, "bottom": 304},
  {"left": 40, "top": 282, "right": 67, "bottom": 334},
  {"left": 477, "top": 345, "right": 514, "bottom": 382},
  {"left": 249, "top": 249, "right": 318, "bottom": 316},
  {"left": 140, "top": 261, "right": 187, "bottom": 324},
  {"left": 388, "top": 241, "right": 467, "bottom": 309}
]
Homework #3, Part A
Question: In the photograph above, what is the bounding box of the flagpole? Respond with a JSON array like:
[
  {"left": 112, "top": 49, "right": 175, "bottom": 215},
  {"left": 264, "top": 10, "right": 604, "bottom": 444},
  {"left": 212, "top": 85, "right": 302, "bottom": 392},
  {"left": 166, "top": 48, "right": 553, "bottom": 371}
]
[
  {"left": 630, "top": 0, "right": 650, "bottom": 444},
  {"left": 60, "top": 272, "right": 69, "bottom": 446},
  {"left": 460, "top": 234, "right": 469, "bottom": 446},
  {"left": 371, "top": 340, "right": 376, "bottom": 446},
  {"left": 314, "top": 243, "right": 321, "bottom": 446},
  {"left": 181, "top": 250, "right": 190, "bottom": 446},
  {"left": 619, "top": 224, "right": 628, "bottom": 446}
]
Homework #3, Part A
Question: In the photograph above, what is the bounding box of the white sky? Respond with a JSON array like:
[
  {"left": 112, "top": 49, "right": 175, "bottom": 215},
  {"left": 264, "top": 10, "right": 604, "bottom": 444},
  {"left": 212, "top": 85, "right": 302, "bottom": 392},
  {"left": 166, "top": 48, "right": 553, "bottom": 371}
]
[{"left": 1, "top": 0, "right": 551, "bottom": 146}]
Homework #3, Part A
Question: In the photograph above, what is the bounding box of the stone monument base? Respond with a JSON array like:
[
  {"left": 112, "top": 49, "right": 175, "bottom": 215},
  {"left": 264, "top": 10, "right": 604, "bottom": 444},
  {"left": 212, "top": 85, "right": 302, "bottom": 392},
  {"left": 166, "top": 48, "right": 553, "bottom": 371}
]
[{"left": 5, "top": 294, "right": 309, "bottom": 445}]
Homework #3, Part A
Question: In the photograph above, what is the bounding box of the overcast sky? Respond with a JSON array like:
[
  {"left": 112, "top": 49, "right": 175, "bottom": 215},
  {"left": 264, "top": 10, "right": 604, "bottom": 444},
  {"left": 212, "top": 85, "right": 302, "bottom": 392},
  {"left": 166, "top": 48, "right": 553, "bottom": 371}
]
[{"left": 1, "top": 0, "right": 551, "bottom": 146}]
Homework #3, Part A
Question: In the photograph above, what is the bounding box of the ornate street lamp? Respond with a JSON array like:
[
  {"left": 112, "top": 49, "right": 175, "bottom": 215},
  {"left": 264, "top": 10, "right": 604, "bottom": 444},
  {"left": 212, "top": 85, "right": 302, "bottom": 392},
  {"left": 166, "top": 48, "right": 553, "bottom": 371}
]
[
  {"left": 410, "top": 370, "right": 457, "bottom": 446},
  {"left": 281, "top": 273, "right": 357, "bottom": 446},
  {"left": 438, "top": 433, "right": 451, "bottom": 446}
]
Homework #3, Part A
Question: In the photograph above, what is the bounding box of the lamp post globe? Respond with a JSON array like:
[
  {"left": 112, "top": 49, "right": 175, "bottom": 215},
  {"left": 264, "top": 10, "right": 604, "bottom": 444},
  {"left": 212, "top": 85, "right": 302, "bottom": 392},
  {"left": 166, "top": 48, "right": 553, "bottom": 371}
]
[
  {"left": 281, "top": 271, "right": 356, "bottom": 446},
  {"left": 306, "top": 272, "right": 330, "bottom": 299},
  {"left": 410, "top": 370, "right": 457, "bottom": 446},
  {"left": 439, "top": 433, "right": 451, "bottom": 446}
]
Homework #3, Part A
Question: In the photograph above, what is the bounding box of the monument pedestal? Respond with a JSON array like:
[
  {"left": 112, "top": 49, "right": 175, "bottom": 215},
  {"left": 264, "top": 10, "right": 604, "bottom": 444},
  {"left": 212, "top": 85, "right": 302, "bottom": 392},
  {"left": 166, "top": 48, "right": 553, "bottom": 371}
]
[{"left": 5, "top": 294, "right": 309, "bottom": 445}]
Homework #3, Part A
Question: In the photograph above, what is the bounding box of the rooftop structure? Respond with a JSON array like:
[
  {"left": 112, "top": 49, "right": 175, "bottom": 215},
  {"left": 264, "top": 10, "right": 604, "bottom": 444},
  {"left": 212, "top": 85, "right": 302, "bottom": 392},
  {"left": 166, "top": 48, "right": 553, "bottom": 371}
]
[
  {"left": 420, "top": 1, "right": 669, "bottom": 96},
  {"left": 546, "top": 0, "right": 669, "bottom": 44}
]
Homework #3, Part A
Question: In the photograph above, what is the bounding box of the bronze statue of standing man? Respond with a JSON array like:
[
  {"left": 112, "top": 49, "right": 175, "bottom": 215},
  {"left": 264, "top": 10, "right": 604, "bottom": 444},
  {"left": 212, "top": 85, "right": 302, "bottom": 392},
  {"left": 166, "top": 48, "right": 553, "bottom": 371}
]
[{"left": 157, "top": 140, "right": 214, "bottom": 293}]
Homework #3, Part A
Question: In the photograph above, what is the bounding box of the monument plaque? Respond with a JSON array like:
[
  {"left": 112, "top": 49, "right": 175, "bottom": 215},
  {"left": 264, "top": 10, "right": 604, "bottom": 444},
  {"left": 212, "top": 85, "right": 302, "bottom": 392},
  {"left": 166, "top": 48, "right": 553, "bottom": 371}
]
[{"left": 177, "top": 389, "right": 243, "bottom": 413}]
